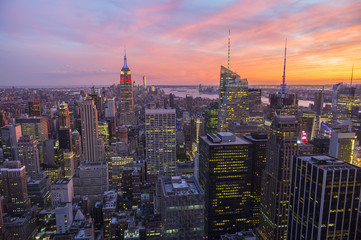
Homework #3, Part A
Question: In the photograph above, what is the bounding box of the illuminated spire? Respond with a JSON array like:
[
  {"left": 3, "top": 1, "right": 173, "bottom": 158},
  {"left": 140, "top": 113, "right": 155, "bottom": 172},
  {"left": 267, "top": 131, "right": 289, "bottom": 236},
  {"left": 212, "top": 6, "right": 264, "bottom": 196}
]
[
  {"left": 123, "top": 48, "right": 128, "bottom": 69},
  {"left": 351, "top": 64, "right": 354, "bottom": 85},
  {"left": 228, "top": 29, "right": 231, "bottom": 69},
  {"left": 281, "top": 39, "right": 287, "bottom": 94}
]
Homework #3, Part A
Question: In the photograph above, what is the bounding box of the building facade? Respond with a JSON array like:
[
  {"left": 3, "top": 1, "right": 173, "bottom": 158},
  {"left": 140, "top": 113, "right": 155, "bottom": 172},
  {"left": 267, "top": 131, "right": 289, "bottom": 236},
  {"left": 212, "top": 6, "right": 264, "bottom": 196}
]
[
  {"left": 259, "top": 115, "right": 298, "bottom": 240},
  {"left": 145, "top": 109, "right": 176, "bottom": 179},
  {"left": 199, "top": 132, "right": 253, "bottom": 239},
  {"left": 288, "top": 155, "right": 361, "bottom": 239}
]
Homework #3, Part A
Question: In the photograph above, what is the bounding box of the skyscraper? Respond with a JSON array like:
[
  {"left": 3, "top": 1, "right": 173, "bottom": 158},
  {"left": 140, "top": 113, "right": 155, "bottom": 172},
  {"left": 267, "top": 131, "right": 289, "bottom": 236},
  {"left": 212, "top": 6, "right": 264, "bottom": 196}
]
[
  {"left": 17, "top": 134, "right": 40, "bottom": 178},
  {"left": 204, "top": 102, "right": 218, "bottom": 134},
  {"left": 248, "top": 88, "right": 263, "bottom": 124},
  {"left": 145, "top": 109, "right": 176, "bottom": 180},
  {"left": 288, "top": 155, "right": 361, "bottom": 239},
  {"left": 58, "top": 101, "right": 70, "bottom": 129},
  {"left": 1, "top": 125, "right": 22, "bottom": 161},
  {"left": 258, "top": 115, "right": 298, "bottom": 240},
  {"left": 333, "top": 84, "right": 355, "bottom": 123},
  {"left": 158, "top": 176, "right": 205, "bottom": 239},
  {"left": 80, "top": 96, "right": 99, "bottom": 162},
  {"left": 244, "top": 132, "right": 268, "bottom": 228},
  {"left": 328, "top": 130, "right": 356, "bottom": 164},
  {"left": 0, "top": 161, "right": 31, "bottom": 215},
  {"left": 199, "top": 132, "right": 253, "bottom": 239},
  {"left": 314, "top": 89, "right": 324, "bottom": 116},
  {"left": 217, "top": 66, "right": 249, "bottom": 132},
  {"left": 28, "top": 101, "right": 42, "bottom": 117},
  {"left": 119, "top": 51, "right": 135, "bottom": 125}
]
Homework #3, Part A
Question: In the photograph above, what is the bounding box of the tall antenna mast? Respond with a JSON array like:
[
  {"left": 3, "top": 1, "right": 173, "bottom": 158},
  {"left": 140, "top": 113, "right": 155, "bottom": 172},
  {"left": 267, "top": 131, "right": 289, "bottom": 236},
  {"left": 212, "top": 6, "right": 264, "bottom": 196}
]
[
  {"left": 228, "top": 29, "right": 230, "bottom": 69},
  {"left": 351, "top": 64, "right": 354, "bottom": 85},
  {"left": 281, "top": 38, "right": 287, "bottom": 94}
]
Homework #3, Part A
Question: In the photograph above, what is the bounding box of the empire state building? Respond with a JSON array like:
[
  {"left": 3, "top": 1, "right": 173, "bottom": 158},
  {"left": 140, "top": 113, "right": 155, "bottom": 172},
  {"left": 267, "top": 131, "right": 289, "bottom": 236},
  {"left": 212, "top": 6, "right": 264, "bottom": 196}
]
[{"left": 119, "top": 51, "right": 135, "bottom": 125}]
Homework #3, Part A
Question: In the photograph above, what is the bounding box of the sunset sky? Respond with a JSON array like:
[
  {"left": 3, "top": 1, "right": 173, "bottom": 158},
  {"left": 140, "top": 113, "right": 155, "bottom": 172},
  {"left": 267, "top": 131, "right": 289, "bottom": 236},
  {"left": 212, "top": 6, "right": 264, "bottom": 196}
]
[{"left": 0, "top": 0, "right": 360, "bottom": 87}]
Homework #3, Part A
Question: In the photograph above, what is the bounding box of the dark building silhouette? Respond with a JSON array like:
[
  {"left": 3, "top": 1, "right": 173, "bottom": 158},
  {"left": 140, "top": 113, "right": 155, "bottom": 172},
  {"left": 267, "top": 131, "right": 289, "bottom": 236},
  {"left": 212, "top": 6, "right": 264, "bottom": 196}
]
[{"left": 199, "top": 132, "right": 252, "bottom": 239}]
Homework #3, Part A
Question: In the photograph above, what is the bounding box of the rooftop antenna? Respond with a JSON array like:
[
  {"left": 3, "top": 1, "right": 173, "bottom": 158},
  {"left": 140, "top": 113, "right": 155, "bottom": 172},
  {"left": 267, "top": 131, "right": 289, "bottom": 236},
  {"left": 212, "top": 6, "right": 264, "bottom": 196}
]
[
  {"left": 281, "top": 38, "right": 287, "bottom": 94},
  {"left": 124, "top": 47, "right": 128, "bottom": 69},
  {"left": 351, "top": 64, "right": 354, "bottom": 85},
  {"left": 228, "top": 29, "right": 230, "bottom": 69}
]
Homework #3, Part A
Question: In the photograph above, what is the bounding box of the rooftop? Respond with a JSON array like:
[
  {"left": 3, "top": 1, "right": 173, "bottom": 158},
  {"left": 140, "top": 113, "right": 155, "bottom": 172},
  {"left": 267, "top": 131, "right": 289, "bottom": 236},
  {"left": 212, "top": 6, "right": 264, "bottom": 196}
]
[
  {"left": 162, "top": 176, "right": 203, "bottom": 196},
  {"left": 201, "top": 132, "right": 251, "bottom": 146},
  {"left": 298, "top": 155, "right": 359, "bottom": 171}
]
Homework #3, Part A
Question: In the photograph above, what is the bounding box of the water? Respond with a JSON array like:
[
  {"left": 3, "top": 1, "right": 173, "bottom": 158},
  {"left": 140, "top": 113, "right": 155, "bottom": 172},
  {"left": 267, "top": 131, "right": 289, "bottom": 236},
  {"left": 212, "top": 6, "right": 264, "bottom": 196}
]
[{"left": 161, "top": 87, "right": 331, "bottom": 108}]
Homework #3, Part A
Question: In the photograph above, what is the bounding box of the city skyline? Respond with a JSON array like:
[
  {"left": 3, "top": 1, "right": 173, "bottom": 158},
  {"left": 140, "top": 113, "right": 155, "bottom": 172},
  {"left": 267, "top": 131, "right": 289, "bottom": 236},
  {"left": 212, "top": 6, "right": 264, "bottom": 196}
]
[{"left": 1, "top": 0, "right": 361, "bottom": 87}]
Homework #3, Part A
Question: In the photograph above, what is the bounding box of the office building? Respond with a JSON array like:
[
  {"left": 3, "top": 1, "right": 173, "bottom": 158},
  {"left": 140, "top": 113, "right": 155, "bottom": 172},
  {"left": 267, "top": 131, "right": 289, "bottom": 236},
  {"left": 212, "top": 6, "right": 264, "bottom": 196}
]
[
  {"left": 328, "top": 131, "right": 356, "bottom": 164},
  {"left": 145, "top": 109, "right": 176, "bottom": 180},
  {"left": 248, "top": 88, "right": 263, "bottom": 124},
  {"left": 51, "top": 178, "right": 74, "bottom": 208},
  {"left": 16, "top": 116, "right": 49, "bottom": 143},
  {"left": 80, "top": 96, "right": 100, "bottom": 162},
  {"left": 0, "top": 110, "right": 8, "bottom": 128},
  {"left": 288, "top": 155, "right": 361, "bottom": 239},
  {"left": 143, "top": 75, "right": 147, "bottom": 90},
  {"left": 1, "top": 125, "right": 22, "bottom": 161},
  {"left": 28, "top": 101, "right": 42, "bottom": 117},
  {"left": 27, "top": 173, "right": 51, "bottom": 209},
  {"left": 333, "top": 84, "right": 355, "bottom": 123},
  {"left": 199, "top": 132, "right": 252, "bottom": 239},
  {"left": 58, "top": 102, "right": 71, "bottom": 129},
  {"left": 259, "top": 115, "right": 298, "bottom": 240},
  {"left": 244, "top": 132, "right": 268, "bottom": 228},
  {"left": 63, "top": 150, "right": 75, "bottom": 178},
  {"left": 314, "top": 90, "right": 324, "bottom": 116},
  {"left": 269, "top": 93, "right": 297, "bottom": 120},
  {"left": 17, "top": 134, "right": 40, "bottom": 177},
  {"left": 205, "top": 102, "right": 219, "bottom": 134},
  {"left": 159, "top": 176, "right": 204, "bottom": 239},
  {"left": 0, "top": 161, "right": 31, "bottom": 215},
  {"left": 218, "top": 66, "right": 249, "bottom": 132},
  {"left": 119, "top": 51, "right": 135, "bottom": 125},
  {"left": 73, "top": 161, "right": 109, "bottom": 204},
  {"left": 55, "top": 202, "right": 73, "bottom": 233}
]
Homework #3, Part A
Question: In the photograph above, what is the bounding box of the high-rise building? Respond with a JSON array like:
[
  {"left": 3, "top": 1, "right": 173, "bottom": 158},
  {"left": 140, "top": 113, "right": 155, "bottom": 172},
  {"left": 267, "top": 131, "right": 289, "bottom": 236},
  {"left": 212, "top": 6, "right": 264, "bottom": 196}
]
[
  {"left": 314, "top": 89, "right": 324, "bottom": 116},
  {"left": 288, "top": 155, "right": 361, "bottom": 239},
  {"left": 218, "top": 66, "right": 249, "bottom": 132},
  {"left": 55, "top": 202, "right": 73, "bottom": 233},
  {"left": 0, "top": 110, "right": 8, "bottom": 128},
  {"left": 1, "top": 125, "right": 22, "bottom": 161},
  {"left": 258, "top": 115, "right": 298, "bottom": 240},
  {"left": 51, "top": 178, "right": 74, "bottom": 208},
  {"left": 269, "top": 93, "right": 297, "bottom": 120},
  {"left": 58, "top": 128, "right": 72, "bottom": 150},
  {"left": 143, "top": 75, "right": 147, "bottom": 90},
  {"left": 17, "top": 134, "right": 40, "bottom": 178},
  {"left": 199, "top": 132, "right": 253, "bottom": 239},
  {"left": 328, "top": 130, "right": 356, "bottom": 164},
  {"left": 333, "top": 83, "right": 355, "bottom": 123},
  {"left": 58, "top": 102, "right": 71, "bottom": 129},
  {"left": 248, "top": 88, "right": 263, "bottom": 124},
  {"left": 244, "top": 132, "right": 268, "bottom": 228},
  {"left": 63, "top": 150, "right": 75, "bottom": 178},
  {"left": 16, "top": 116, "right": 49, "bottom": 143},
  {"left": 28, "top": 101, "right": 42, "bottom": 117},
  {"left": 89, "top": 86, "right": 104, "bottom": 121},
  {"left": 204, "top": 102, "right": 218, "bottom": 134},
  {"left": 119, "top": 51, "right": 135, "bottom": 125},
  {"left": 80, "top": 96, "right": 99, "bottom": 162},
  {"left": 158, "top": 176, "right": 205, "bottom": 239},
  {"left": 73, "top": 161, "right": 109, "bottom": 204},
  {"left": 0, "top": 161, "right": 31, "bottom": 215},
  {"left": 145, "top": 109, "right": 176, "bottom": 180}
]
